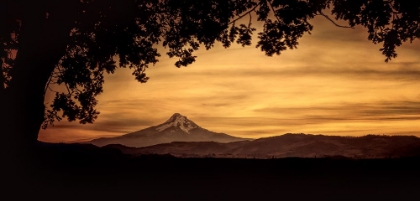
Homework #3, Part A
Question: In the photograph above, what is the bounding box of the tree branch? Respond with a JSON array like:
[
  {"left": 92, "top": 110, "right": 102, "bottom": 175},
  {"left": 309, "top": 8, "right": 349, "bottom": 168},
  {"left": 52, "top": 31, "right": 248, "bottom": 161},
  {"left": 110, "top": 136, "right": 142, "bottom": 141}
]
[
  {"left": 316, "top": 11, "right": 354, "bottom": 29},
  {"left": 228, "top": 4, "right": 259, "bottom": 25},
  {"left": 57, "top": 65, "right": 72, "bottom": 95},
  {"left": 248, "top": 12, "right": 252, "bottom": 27},
  {"left": 266, "top": 0, "right": 282, "bottom": 22},
  {"left": 44, "top": 72, "right": 53, "bottom": 95}
]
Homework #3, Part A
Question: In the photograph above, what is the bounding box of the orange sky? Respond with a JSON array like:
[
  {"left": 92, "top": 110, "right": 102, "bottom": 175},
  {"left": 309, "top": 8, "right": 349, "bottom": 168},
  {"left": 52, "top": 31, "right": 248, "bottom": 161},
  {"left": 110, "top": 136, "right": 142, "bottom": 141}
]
[{"left": 38, "top": 15, "right": 420, "bottom": 143}]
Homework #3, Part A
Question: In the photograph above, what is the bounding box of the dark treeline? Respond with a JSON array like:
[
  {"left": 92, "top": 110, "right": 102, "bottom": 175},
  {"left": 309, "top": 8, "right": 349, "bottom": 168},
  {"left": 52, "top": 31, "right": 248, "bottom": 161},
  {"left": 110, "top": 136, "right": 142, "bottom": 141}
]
[{"left": 4, "top": 142, "right": 419, "bottom": 200}]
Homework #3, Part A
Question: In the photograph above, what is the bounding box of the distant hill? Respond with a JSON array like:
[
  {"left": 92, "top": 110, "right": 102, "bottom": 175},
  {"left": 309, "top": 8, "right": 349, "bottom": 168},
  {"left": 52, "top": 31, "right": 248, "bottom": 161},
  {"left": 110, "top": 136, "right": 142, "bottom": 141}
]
[
  {"left": 102, "top": 133, "right": 420, "bottom": 159},
  {"left": 90, "top": 113, "right": 251, "bottom": 147}
]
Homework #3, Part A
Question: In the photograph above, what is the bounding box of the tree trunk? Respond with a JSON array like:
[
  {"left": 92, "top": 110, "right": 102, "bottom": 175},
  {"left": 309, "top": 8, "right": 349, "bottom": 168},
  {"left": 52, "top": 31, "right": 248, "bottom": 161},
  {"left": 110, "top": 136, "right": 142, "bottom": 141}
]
[
  {"left": 0, "top": 2, "right": 76, "bottom": 168},
  {"left": 1, "top": 20, "right": 50, "bottom": 167}
]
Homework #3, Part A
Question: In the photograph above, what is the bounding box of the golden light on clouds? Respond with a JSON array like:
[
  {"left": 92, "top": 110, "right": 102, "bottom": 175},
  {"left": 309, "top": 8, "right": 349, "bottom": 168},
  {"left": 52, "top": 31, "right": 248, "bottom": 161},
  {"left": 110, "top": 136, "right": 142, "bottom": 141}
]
[{"left": 39, "top": 16, "right": 420, "bottom": 143}]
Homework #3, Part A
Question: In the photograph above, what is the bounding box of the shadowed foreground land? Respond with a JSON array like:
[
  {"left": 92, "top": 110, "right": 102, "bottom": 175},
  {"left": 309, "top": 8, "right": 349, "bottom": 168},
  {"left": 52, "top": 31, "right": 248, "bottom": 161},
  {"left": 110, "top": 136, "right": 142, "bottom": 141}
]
[{"left": 4, "top": 142, "right": 420, "bottom": 200}]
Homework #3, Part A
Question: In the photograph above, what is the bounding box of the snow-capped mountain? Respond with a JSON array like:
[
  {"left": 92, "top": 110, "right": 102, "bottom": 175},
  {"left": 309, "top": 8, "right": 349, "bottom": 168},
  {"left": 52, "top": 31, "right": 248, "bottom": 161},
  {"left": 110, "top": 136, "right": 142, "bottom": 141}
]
[
  {"left": 155, "top": 113, "right": 198, "bottom": 133},
  {"left": 90, "top": 113, "right": 251, "bottom": 148}
]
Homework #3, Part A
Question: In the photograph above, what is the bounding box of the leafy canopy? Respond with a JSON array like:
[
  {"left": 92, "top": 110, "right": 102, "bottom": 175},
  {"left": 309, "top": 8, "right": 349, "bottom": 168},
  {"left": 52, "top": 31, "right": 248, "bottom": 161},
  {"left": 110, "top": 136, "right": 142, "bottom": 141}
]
[{"left": 1, "top": 0, "right": 419, "bottom": 129}]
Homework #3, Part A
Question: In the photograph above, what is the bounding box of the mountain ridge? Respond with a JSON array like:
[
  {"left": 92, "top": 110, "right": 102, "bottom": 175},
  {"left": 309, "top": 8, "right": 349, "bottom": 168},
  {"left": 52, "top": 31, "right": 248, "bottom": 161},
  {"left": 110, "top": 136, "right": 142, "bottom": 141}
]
[{"left": 101, "top": 133, "right": 420, "bottom": 159}]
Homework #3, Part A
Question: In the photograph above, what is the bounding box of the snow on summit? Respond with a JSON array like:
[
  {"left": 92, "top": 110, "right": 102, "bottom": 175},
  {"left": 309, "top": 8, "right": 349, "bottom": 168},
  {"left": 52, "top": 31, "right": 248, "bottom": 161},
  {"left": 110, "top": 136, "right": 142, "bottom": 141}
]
[{"left": 155, "top": 113, "right": 198, "bottom": 133}]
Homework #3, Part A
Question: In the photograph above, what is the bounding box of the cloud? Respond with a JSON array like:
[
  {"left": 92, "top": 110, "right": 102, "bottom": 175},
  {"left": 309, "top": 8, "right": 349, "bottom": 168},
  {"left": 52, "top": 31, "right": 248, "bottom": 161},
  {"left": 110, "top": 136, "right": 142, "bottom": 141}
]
[
  {"left": 254, "top": 101, "right": 420, "bottom": 123},
  {"left": 39, "top": 14, "right": 420, "bottom": 143},
  {"left": 153, "top": 64, "right": 420, "bottom": 83}
]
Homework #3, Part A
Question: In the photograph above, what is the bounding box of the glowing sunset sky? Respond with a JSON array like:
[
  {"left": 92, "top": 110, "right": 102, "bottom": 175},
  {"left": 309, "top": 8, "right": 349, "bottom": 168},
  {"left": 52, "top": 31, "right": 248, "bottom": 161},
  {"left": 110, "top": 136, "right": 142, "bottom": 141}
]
[{"left": 39, "top": 15, "right": 420, "bottom": 143}]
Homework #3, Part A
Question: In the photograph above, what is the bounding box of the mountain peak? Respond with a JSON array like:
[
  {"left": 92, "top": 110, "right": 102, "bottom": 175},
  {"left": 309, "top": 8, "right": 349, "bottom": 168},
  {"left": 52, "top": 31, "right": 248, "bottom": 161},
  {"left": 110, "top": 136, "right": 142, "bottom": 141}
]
[
  {"left": 156, "top": 113, "right": 198, "bottom": 133},
  {"left": 170, "top": 113, "right": 184, "bottom": 120}
]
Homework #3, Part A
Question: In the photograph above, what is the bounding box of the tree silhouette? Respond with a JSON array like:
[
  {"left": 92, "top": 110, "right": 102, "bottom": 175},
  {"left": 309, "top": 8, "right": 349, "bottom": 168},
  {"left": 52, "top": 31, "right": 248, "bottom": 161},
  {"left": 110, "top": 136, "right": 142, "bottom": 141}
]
[{"left": 1, "top": 0, "right": 419, "bottom": 148}]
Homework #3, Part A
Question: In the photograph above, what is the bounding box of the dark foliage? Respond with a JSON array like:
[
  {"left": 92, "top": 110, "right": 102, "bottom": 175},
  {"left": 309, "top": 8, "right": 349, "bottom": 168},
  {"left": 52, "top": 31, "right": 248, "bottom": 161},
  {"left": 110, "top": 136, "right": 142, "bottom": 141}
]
[{"left": 1, "top": 0, "right": 419, "bottom": 142}]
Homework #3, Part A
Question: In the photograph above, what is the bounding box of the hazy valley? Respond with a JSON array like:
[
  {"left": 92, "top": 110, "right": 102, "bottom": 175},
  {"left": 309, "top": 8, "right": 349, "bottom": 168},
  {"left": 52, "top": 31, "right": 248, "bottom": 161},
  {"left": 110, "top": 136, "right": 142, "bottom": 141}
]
[{"left": 88, "top": 113, "right": 420, "bottom": 159}]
